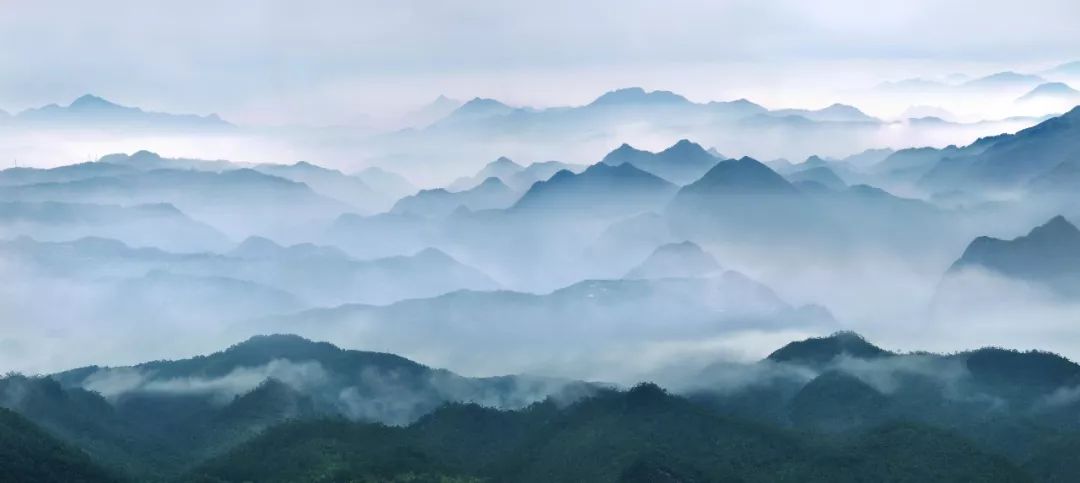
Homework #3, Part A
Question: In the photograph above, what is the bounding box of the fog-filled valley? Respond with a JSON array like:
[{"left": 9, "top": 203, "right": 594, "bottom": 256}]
[
  {"left": 5, "top": 100, "right": 1080, "bottom": 379},
  {"left": 6, "top": 2, "right": 1080, "bottom": 481}
]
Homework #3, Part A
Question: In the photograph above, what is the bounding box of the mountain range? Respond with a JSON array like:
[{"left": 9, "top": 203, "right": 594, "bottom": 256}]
[
  {"left": 0, "top": 150, "right": 423, "bottom": 241},
  {"left": 0, "top": 235, "right": 499, "bottom": 308},
  {"left": 877, "top": 71, "right": 1049, "bottom": 93},
  {"left": 0, "top": 334, "right": 589, "bottom": 480},
  {"left": 448, "top": 156, "right": 586, "bottom": 192},
  {"left": 917, "top": 106, "right": 1080, "bottom": 192},
  {"left": 10, "top": 94, "right": 231, "bottom": 130},
  {"left": 6, "top": 332, "right": 1080, "bottom": 481},
  {"left": 240, "top": 273, "right": 829, "bottom": 379}
]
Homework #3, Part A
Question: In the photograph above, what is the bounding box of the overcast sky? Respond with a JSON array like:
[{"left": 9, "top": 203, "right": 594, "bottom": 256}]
[{"left": 2, "top": 0, "right": 1079, "bottom": 125}]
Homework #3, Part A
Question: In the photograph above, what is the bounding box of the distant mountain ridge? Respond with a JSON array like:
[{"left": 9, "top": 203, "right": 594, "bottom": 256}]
[
  {"left": 427, "top": 86, "right": 878, "bottom": 130},
  {"left": 14, "top": 94, "right": 231, "bottom": 129},
  {"left": 768, "top": 103, "right": 879, "bottom": 123}
]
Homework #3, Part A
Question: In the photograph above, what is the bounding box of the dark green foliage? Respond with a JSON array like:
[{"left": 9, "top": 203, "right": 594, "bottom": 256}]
[
  {"left": 189, "top": 383, "right": 1029, "bottom": 483},
  {"left": 1023, "top": 431, "right": 1080, "bottom": 482},
  {"left": 0, "top": 407, "right": 121, "bottom": 482},
  {"left": 789, "top": 371, "right": 887, "bottom": 431},
  {"left": 124, "top": 334, "right": 431, "bottom": 381},
  {"left": 962, "top": 347, "right": 1080, "bottom": 395},
  {"left": 767, "top": 331, "right": 891, "bottom": 367},
  {"left": 824, "top": 423, "right": 1032, "bottom": 483},
  {"left": 8, "top": 333, "right": 1080, "bottom": 482}
]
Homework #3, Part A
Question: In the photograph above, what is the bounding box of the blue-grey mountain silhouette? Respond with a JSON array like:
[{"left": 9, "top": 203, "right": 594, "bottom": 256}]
[
  {"left": 15, "top": 94, "right": 231, "bottom": 129},
  {"left": 392, "top": 176, "right": 519, "bottom": 218},
  {"left": 624, "top": 241, "right": 721, "bottom": 279},
  {"left": 512, "top": 162, "right": 677, "bottom": 217},
  {"left": 600, "top": 139, "right": 720, "bottom": 185},
  {"left": 949, "top": 215, "right": 1080, "bottom": 297},
  {"left": 1016, "top": 82, "right": 1080, "bottom": 103}
]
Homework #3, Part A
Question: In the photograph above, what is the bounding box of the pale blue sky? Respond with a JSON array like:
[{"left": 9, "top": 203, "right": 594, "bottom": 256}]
[{"left": 2, "top": 0, "right": 1078, "bottom": 124}]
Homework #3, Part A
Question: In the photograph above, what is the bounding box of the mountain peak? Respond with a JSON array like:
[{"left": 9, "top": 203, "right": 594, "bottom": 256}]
[
  {"left": 1017, "top": 82, "right": 1080, "bottom": 101},
  {"left": 230, "top": 236, "right": 285, "bottom": 258},
  {"left": 413, "top": 247, "right": 453, "bottom": 261},
  {"left": 949, "top": 215, "right": 1080, "bottom": 294},
  {"left": 450, "top": 97, "right": 513, "bottom": 118},
  {"left": 98, "top": 150, "right": 165, "bottom": 167},
  {"left": 659, "top": 139, "right": 707, "bottom": 156},
  {"left": 625, "top": 240, "right": 721, "bottom": 279},
  {"left": 767, "top": 331, "right": 890, "bottom": 366},
  {"left": 600, "top": 143, "right": 651, "bottom": 166},
  {"left": 824, "top": 103, "right": 858, "bottom": 111},
  {"left": 680, "top": 156, "right": 796, "bottom": 196},
  {"left": 1029, "top": 215, "right": 1080, "bottom": 240},
  {"left": 512, "top": 160, "right": 676, "bottom": 215},
  {"left": 463, "top": 97, "right": 504, "bottom": 107},
  {"left": 69, "top": 94, "right": 120, "bottom": 109},
  {"left": 612, "top": 142, "right": 645, "bottom": 154},
  {"left": 1032, "top": 82, "right": 1077, "bottom": 93},
  {"left": 486, "top": 156, "right": 522, "bottom": 170},
  {"left": 475, "top": 176, "right": 509, "bottom": 190},
  {"left": 964, "top": 71, "right": 1045, "bottom": 88},
  {"left": 228, "top": 333, "right": 325, "bottom": 354},
  {"left": 600, "top": 140, "right": 718, "bottom": 184},
  {"left": 589, "top": 87, "right": 690, "bottom": 107}
]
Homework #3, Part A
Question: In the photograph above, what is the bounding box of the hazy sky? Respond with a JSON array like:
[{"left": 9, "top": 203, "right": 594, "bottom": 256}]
[{"left": 2, "top": 0, "right": 1079, "bottom": 125}]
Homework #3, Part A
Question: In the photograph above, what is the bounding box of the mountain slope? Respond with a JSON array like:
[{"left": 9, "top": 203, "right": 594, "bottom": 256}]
[
  {"left": 0, "top": 166, "right": 350, "bottom": 240},
  {"left": 0, "top": 235, "right": 498, "bottom": 307},
  {"left": 254, "top": 161, "right": 389, "bottom": 212},
  {"left": 768, "top": 103, "right": 879, "bottom": 123},
  {"left": 189, "top": 384, "right": 1028, "bottom": 483},
  {"left": 392, "top": 176, "right": 520, "bottom": 218},
  {"left": 963, "top": 72, "right": 1046, "bottom": 90},
  {"left": 354, "top": 166, "right": 417, "bottom": 200},
  {"left": 0, "top": 335, "right": 587, "bottom": 480},
  {"left": 447, "top": 156, "right": 524, "bottom": 191},
  {"left": 788, "top": 166, "right": 847, "bottom": 190},
  {"left": 0, "top": 407, "right": 121, "bottom": 483},
  {"left": 1016, "top": 82, "right": 1080, "bottom": 103},
  {"left": 625, "top": 241, "right": 721, "bottom": 279},
  {"left": 917, "top": 107, "right": 1080, "bottom": 191},
  {"left": 948, "top": 215, "right": 1080, "bottom": 296},
  {"left": 245, "top": 274, "right": 826, "bottom": 380},
  {"left": 767, "top": 331, "right": 891, "bottom": 368},
  {"left": 512, "top": 162, "right": 677, "bottom": 218},
  {"left": 666, "top": 156, "right": 818, "bottom": 241},
  {"left": 674, "top": 156, "right": 798, "bottom": 197},
  {"left": 0, "top": 201, "right": 228, "bottom": 252}
]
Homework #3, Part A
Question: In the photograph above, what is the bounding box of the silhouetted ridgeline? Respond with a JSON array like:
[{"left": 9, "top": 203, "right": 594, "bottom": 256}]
[{"left": 1, "top": 333, "right": 1079, "bottom": 481}]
